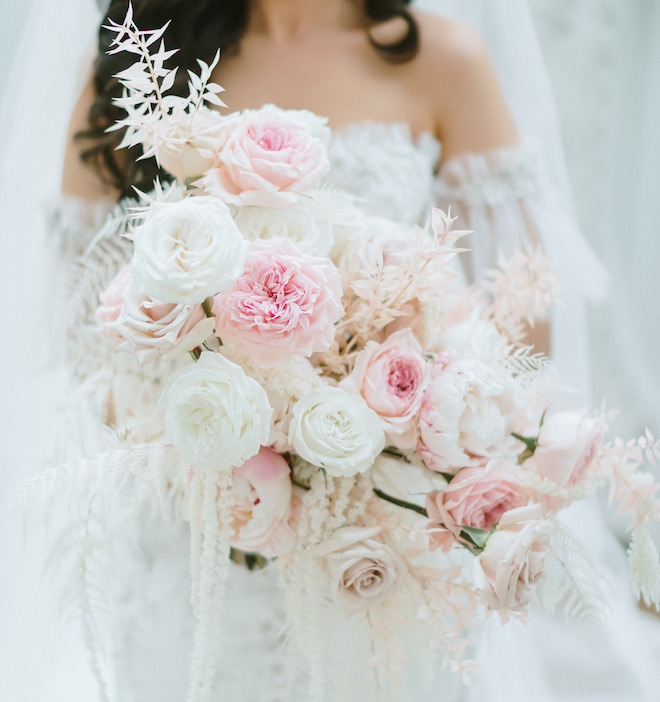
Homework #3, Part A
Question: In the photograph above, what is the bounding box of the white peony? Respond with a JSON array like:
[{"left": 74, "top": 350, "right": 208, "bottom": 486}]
[
  {"left": 233, "top": 204, "right": 333, "bottom": 257},
  {"left": 439, "top": 314, "right": 507, "bottom": 363},
  {"left": 160, "top": 352, "right": 272, "bottom": 470},
  {"left": 289, "top": 387, "right": 385, "bottom": 477},
  {"left": 418, "top": 359, "right": 517, "bottom": 473},
  {"left": 131, "top": 197, "right": 248, "bottom": 304}
]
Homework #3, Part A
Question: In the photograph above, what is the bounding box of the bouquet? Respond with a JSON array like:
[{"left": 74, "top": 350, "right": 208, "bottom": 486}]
[{"left": 5, "top": 8, "right": 660, "bottom": 702}]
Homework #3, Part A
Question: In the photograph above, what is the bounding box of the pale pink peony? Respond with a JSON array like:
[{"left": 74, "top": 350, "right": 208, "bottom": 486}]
[
  {"left": 96, "top": 264, "right": 132, "bottom": 333},
  {"left": 524, "top": 412, "right": 607, "bottom": 488},
  {"left": 340, "top": 330, "right": 430, "bottom": 449},
  {"left": 426, "top": 463, "right": 529, "bottom": 550},
  {"left": 417, "top": 359, "right": 517, "bottom": 473},
  {"left": 202, "top": 105, "right": 330, "bottom": 207},
  {"left": 230, "top": 447, "right": 296, "bottom": 558},
  {"left": 311, "top": 526, "right": 405, "bottom": 610},
  {"left": 213, "top": 238, "right": 343, "bottom": 365},
  {"left": 474, "top": 504, "right": 553, "bottom": 613},
  {"left": 103, "top": 278, "right": 215, "bottom": 364}
]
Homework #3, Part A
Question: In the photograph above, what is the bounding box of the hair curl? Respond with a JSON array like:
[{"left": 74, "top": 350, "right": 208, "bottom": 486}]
[{"left": 78, "top": 0, "right": 419, "bottom": 199}]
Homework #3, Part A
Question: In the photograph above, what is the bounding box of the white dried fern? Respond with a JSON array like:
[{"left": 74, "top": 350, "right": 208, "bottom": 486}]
[{"left": 535, "top": 519, "right": 610, "bottom": 633}]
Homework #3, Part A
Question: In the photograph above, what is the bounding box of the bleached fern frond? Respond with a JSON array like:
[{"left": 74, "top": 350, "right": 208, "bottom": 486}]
[
  {"left": 535, "top": 519, "right": 610, "bottom": 633},
  {"left": 628, "top": 526, "right": 660, "bottom": 609},
  {"left": 0, "top": 443, "right": 186, "bottom": 525}
]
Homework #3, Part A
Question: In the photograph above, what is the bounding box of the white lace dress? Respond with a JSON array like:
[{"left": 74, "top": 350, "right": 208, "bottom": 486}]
[{"left": 4, "top": 122, "right": 658, "bottom": 702}]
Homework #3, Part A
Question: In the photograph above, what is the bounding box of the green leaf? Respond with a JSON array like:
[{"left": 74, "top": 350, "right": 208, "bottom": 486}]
[
  {"left": 511, "top": 432, "right": 538, "bottom": 453},
  {"left": 459, "top": 525, "right": 491, "bottom": 550}
]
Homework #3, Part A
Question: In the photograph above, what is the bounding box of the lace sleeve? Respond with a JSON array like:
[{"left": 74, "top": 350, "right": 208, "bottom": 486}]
[
  {"left": 434, "top": 140, "right": 610, "bottom": 403},
  {"left": 434, "top": 140, "right": 609, "bottom": 303}
]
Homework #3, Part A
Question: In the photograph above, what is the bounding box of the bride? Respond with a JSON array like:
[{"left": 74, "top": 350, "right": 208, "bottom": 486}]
[{"left": 1, "top": 0, "right": 657, "bottom": 700}]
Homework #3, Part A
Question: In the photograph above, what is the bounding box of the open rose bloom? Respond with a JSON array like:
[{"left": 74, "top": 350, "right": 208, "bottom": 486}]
[{"left": 88, "top": 30, "right": 660, "bottom": 695}]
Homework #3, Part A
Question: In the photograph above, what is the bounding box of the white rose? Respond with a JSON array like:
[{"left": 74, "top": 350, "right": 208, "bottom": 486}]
[
  {"left": 160, "top": 352, "right": 272, "bottom": 469},
  {"left": 233, "top": 204, "right": 333, "bottom": 257},
  {"left": 132, "top": 197, "right": 248, "bottom": 304},
  {"left": 289, "top": 387, "right": 385, "bottom": 477},
  {"left": 305, "top": 189, "right": 369, "bottom": 265},
  {"left": 311, "top": 526, "right": 405, "bottom": 610}
]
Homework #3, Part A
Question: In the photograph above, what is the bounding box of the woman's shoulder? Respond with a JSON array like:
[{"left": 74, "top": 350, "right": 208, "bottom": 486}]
[{"left": 410, "top": 11, "right": 493, "bottom": 86}]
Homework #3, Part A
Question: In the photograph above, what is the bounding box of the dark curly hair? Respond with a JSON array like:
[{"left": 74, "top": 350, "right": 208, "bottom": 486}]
[{"left": 78, "top": 0, "right": 420, "bottom": 199}]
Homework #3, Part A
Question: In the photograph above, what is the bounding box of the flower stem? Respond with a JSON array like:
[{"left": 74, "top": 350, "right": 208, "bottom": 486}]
[{"left": 373, "top": 488, "right": 428, "bottom": 517}]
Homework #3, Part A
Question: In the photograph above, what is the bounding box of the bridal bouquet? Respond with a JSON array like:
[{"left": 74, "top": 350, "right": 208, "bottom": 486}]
[{"left": 7, "top": 9, "right": 660, "bottom": 702}]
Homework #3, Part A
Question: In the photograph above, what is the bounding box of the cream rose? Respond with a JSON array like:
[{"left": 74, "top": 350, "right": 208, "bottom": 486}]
[
  {"left": 289, "top": 387, "right": 385, "bottom": 477},
  {"left": 160, "top": 352, "right": 272, "bottom": 469},
  {"left": 311, "top": 526, "right": 405, "bottom": 610},
  {"left": 524, "top": 412, "right": 607, "bottom": 488},
  {"left": 340, "top": 330, "right": 430, "bottom": 450},
  {"left": 474, "top": 504, "right": 553, "bottom": 612},
  {"left": 147, "top": 107, "right": 237, "bottom": 180},
  {"left": 131, "top": 197, "right": 248, "bottom": 304}
]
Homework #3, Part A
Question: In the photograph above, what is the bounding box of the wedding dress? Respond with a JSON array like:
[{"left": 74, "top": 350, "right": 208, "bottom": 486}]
[{"left": 2, "top": 120, "right": 656, "bottom": 702}]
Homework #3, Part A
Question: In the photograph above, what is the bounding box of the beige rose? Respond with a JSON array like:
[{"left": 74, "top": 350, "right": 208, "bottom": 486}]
[
  {"left": 474, "top": 505, "right": 553, "bottom": 612},
  {"left": 311, "top": 526, "right": 405, "bottom": 610},
  {"left": 525, "top": 412, "right": 607, "bottom": 488}
]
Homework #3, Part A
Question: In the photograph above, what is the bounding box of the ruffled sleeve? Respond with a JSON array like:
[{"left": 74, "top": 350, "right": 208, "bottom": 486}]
[
  {"left": 434, "top": 140, "right": 609, "bottom": 303},
  {"left": 434, "top": 140, "right": 610, "bottom": 403}
]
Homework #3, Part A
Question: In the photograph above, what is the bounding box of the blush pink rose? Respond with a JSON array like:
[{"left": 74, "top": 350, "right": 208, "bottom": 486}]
[
  {"left": 202, "top": 105, "right": 330, "bottom": 207},
  {"left": 426, "top": 463, "right": 529, "bottom": 549},
  {"left": 104, "top": 277, "right": 215, "bottom": 364},
  {"left": 96, "top": 264, "right": 133, "bottom": 333},
  {"left": 524, "top": 412, "right": 607, "bottom": 488},
  {"left": 213, "top": 238, "right": 343, "bottom": 365},
  {"left": 340, "top": 330, "right": 430, "bottom": 449},
  {"left": 474, "top": 504, "right": 553, "bottom": 613},
  {"left": 311, "top": 526, "right": 405, "bottom": 610},
  {"left": 230, "top": 447, "right": 295, "bottom": 558}
]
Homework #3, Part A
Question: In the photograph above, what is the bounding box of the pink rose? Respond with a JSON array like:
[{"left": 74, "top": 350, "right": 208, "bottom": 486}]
[
  {"left": 340, "top": 330, "right": 430, "bottom": 449},
  {"left": 417, "top": 359, "right": 517, "bottom": 473},
  {"left": 524, "top": 412, "right": 607, "bottom": 488},
  {"left": 474, "top": 504, "right": 553, "bottom": 612},
  {"left": 311, "top": 526, "right": 405, "bottom": 610},
  {"left": 96, "top": 264, "right": 132, "bottom": 333},
  {"left": 230, "top": 447, "right": 295, "bottom": 558},
  {"left": 426, "top": 463, "right": 529, "bottom": 549},
  {"left": 104, "top": 277, "right": 215, "bottom": 364},
  {"left": 213, "top": 238, "right": 343, "bottom": 365},
  {"left": 202, "top": 105, "right": 330, "bottom": 207}
]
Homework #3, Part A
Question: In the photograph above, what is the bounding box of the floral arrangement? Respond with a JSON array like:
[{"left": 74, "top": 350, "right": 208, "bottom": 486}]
[{"left": 6, "top": 8, "right": 660, "bottom": 702}]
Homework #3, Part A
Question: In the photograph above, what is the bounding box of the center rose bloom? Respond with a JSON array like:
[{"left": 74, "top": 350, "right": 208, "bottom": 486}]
[
  {"left": 311, "top": 526, "right": 405, "bottom": 610},
  {"left": 474, "top": 504, "right": 553, "bottom": 613},
  {"left": 340, "top": 330, "right": 430, "bottom": 449},
  {"left": 202, "top": 105, "right": 330, "bottom": 207},
  {"left": 230, "top": 447, "right": 295, "bottom": 558},
  {"left": 213, "top": 238, "right": 343, "bottom": 365},
  {"left": 426, "top": 463, "right": 529, "bottom": 551}
]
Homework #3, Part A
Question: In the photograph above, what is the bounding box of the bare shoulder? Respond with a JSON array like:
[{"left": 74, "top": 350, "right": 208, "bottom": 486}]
[{"left": 409, "top": 11, "right": 519, "bottom": 160}]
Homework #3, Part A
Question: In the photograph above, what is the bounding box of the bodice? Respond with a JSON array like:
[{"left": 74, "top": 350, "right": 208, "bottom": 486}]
[{"left": 326, "top": 121, "right": 441, "bottom": 224}]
